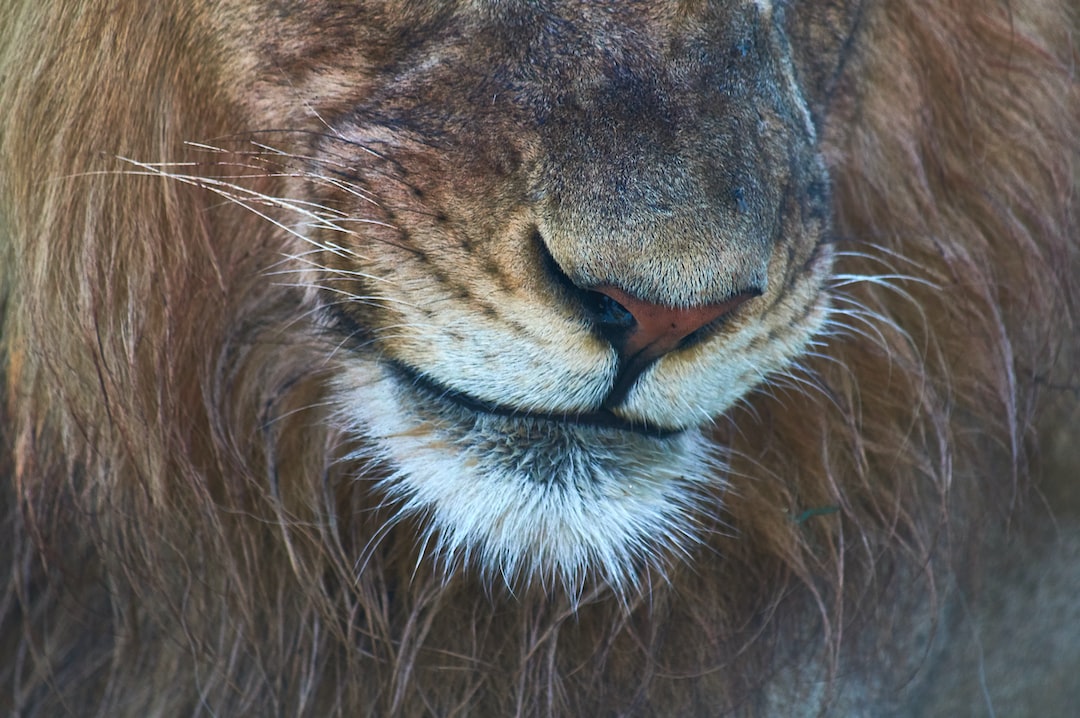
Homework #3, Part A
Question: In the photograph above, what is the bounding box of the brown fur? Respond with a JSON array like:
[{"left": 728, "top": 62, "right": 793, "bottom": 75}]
[{"left": 1, "top": 1, "right": 1078, "bottom": 715}]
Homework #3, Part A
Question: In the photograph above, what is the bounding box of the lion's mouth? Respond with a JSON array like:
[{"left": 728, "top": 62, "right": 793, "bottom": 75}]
[{"left": 389, "top": 362, "right": 681, "bottom": 439}]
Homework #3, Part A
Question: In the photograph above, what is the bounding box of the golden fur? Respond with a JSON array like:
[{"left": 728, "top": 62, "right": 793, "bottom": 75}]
[{"left": 1, "top": 0, "right": 1078, "bottom": 715}]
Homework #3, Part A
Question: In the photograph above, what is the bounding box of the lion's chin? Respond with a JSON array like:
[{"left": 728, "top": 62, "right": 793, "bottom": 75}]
[{"left": 335, "top": 361, "right": 724, "bottom": 594}]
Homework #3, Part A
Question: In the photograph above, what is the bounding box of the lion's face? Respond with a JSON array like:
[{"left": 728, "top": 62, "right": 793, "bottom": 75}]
[{"left": 218, "top": 0, "right": 853, "bottom": 589}]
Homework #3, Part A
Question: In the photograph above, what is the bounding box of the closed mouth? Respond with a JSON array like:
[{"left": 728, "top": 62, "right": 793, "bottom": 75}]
[{"left": 389, "top": 362, "right": 682, "bottom": 439}]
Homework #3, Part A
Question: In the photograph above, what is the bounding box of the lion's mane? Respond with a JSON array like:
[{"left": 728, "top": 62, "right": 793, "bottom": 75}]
[{"left": 1, "top": 1, "right": 1078, "bottom": 715}]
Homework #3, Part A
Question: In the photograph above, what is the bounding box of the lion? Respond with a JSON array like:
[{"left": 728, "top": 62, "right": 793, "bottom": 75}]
[{"left": 1, "top": 0, "right": 1077, "bottom": 715}]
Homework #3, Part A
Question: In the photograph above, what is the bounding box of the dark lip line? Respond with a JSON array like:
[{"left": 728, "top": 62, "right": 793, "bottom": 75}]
[{"left": 388, "top": 362, "right": 683, "bottom": 439}]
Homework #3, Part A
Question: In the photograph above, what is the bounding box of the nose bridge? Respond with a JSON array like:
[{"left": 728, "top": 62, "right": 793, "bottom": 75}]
[
  {"left": 539, "top": 215, "right": 774, "bottom": 313},
  {"left": 536, "top": 95, "right": 783, "bottom": 307},
  {"left": 529, "top": 11, "right": 793, "bottom": 308},
  {"left": 536, "top": 156, "right": 777, "bottom": 308}
]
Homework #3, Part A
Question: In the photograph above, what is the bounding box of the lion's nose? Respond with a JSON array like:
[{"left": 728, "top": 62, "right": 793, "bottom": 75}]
[
  {"left": 590, "top": 285, "right": 756, "bottom": 363},
  {"left": 586, "top": 285, "right": 759, "bottom": 407}
]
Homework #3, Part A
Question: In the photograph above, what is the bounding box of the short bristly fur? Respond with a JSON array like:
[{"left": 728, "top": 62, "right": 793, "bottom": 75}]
[{"left": 1, "top": 1, "right": 1078, "bottom": 716}]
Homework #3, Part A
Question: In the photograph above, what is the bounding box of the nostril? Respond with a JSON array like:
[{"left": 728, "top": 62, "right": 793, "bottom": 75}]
[
  {"left": 536, "top": 227, "right": 638, "bottom": 340},
  {"left": 587, "top": 291, "right": 637, "bottom": 334}
]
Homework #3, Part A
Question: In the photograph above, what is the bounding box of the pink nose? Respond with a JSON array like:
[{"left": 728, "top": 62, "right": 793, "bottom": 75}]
[{"left": 591, "top": 286, "right": 755, "bottom": 363}]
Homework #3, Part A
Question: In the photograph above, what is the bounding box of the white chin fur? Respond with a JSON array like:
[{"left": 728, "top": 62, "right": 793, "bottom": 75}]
[{"left": 335, "top": 362, "right": 724, "bottom": 595}]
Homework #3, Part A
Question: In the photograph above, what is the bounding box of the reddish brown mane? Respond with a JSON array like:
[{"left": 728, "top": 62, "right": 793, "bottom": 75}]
[{"left": 2, "top": 1, "right": 1077, "bottom": 714}]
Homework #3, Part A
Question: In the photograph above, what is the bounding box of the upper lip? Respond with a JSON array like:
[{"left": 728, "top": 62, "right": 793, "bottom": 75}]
[{"left": 390, "top": 362, "right": 682, "bottom": 438}]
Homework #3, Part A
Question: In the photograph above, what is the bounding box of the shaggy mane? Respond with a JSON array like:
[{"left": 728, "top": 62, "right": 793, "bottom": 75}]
[{"left": 2, "top": 0, "right": 1077, "bottom": 715}]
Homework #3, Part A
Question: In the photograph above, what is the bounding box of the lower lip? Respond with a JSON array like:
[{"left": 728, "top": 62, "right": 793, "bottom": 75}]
[{"left": 389, "top": 362, "right": 683, "bottom": 439}]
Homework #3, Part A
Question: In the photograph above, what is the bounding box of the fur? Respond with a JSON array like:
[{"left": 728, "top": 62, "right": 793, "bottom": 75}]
[{"left": 1, "top": 0, "right": 1077, "bottom": 715}]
